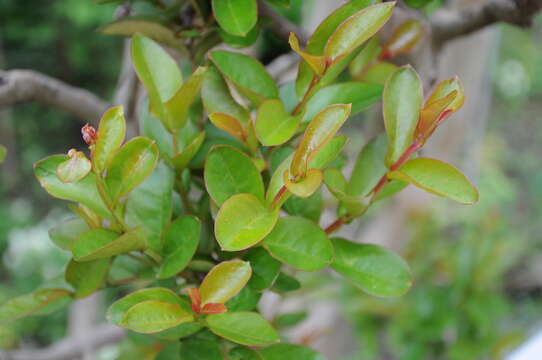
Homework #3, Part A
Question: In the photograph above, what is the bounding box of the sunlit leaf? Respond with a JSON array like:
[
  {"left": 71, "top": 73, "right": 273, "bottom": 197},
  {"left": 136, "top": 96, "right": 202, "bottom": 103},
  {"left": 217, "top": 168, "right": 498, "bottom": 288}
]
[
  {"left": 388, "top": 158, "right": 479, "bottom": 204},
  {"left": 383, "top": 66, "right": 423, "bottom": 166},
  {"left": 93, "top": 106, "right": 126, "bottom": 173},
  {"left": 56, "top": 150, "right": 92, "bottom": 183},
  {"left": 215, "top": 193, "right": 279, "bottom": 251},
  {"left": 105, "top": 137, "right": 159, "bottom": 200},
  {"left": 331, "top": 237, "right": 412, "bottom": 297},
  {"left": 206, "top": 312, "right": 279, "bottom": 346},
  {"left": 120, "top": 300, "right": 193, "bottom": 334},
  {"left": 263, "top": 216, "right": 333, "bottom": 271},
  {"left": 290, "top": 104, "right": 351, "bottom": 177},
  {"left": 324, "top": 2, "right": 395, "bottom": 61},
  {"left": 212, "top": 0, "right": 257, "bottom": 36},
  {"left": 205, "top": 146, "right": 264, "bottom": 206},
  {"left": 209, "top": 113, "right": 245, "bottom": 141},
  {"left": 210, "top": 51, "right": 278, "bottom": 106},
  {"left": 255, "top": 99, "right": 301, "bottom": 146},
  {"left": 289, "top": 32, "right": 326, "bottom": 75},
  {"left": 283, "top": 168, "right": 323, "bottom": 198},
  {"left": 72, "top": 228, "right": 146, "bottom": 261},
  {"left": 199, "top": 260, "right": 252, "bottom": 305}
]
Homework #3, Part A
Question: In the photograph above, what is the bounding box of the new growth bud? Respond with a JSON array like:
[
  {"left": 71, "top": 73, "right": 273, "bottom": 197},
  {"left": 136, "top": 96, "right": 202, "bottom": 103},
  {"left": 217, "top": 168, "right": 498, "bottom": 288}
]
[{"left": 81, "top": 124, "right": 97, "bottom": 145}]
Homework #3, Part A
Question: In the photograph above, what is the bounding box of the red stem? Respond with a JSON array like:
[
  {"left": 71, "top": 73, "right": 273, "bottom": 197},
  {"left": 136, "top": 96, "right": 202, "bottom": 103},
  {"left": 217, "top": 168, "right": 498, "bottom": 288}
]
[
  {"left": 324, "top": 217, "right": 345, "bottom": 235},
  {"left": 271, "top": 185, "right": 288, "bottom": 210},
  {"left": 371, "top": 141, "right": 421, "bottom": 195}
]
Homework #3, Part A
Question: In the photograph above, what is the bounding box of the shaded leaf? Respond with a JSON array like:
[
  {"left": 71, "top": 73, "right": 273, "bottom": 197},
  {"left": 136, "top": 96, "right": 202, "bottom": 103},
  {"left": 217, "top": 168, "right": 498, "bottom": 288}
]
[
  {"left": 347, "top": 135, "right": 387, "bottom": 197},
  {"left": 205, "top": 146, "right": 264, "bottom": 206},
  {"left": 359, "top": 62, "right": 398, "bottom": 85},
  {"left": 381, "top": 20, "right": 423, "bottom": 60},
  {"left": 101, "top": 17, "right": 181, "bottom": 49},
  {"left": 255, "top": 99, "right": 300, "bottom": 146},
  {"left": 180, "top": 339, "right": 222, "bottom": 360},
  {"left": 158, "top": 216, "right": 201, "bottom": 279},
  {"left": 349, "top": 37, "right": 382, "bottom": 78},
  {"left": 272, "top": 272, "right": 301, "bottom": 293},
  {"left": 65, "top": 258, "right": 110, "bottom": 298},
  {"left": 246, "top": 247, "right": 281, "bottom": 291},
  {"left": 171, "top": 131, "right": 206, "bottom": 172},
  {"left": 260, "top": 344, "right": 325, "bottom": 360},
  {"left": 49, "top": 218, "right": 90, "bottom": 251},
  {"left": 274, "top": 312, "right": 307, "bottom": 328},
  {"left": 72, "top": 228, "right": 146, "bottom": 261},
  {"left": 0, "top": 289, "right": 72, "bottom": 324},
  {"left": 331, "top": 237, "right": 411, "bottom": 297}
]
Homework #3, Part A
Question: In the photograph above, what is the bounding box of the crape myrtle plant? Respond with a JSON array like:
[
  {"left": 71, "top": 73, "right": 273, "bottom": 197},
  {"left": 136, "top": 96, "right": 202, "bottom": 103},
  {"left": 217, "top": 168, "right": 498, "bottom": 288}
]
[{"left": 0, "top": 0, "right": 479, "bottom": 358}]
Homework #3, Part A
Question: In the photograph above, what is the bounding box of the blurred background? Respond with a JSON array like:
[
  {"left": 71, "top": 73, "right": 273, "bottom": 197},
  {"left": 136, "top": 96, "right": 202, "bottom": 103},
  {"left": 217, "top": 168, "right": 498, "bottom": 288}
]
[{"left": 0, "top": 0, "right": 541, "bottom": 359}]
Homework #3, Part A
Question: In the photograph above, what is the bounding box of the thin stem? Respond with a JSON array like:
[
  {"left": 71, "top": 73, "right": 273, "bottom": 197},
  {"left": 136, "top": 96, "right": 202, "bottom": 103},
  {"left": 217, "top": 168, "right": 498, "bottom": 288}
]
[
  {"left": 324, "top": 217, "right": 346, "bottom": 235},
  {"left": 127, "top": 252, "right": 155, "bottom": 267},
  {"left": 94, "top": 171, "right": 128, "bottom": 231},
  {"left": 172, "top": 131, "right": 179, "bottom": 155},
  {"left": 176, "top": 179, "right": 195, "bottom": 215},
  {"left": 270, "top": 185, "right": 288, "bottom": 210},
  {"left": 291, "top": 74, "right": 320, "bottom": 116},
  {"left": 108, "top": 276, "right": 138, "bottom": 286}
]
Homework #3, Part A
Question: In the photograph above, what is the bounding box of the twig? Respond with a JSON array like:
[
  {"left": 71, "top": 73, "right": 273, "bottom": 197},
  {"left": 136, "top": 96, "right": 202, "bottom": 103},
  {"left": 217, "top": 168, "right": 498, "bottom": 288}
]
[
  {"left": 0, "top": 70, "right": 108, "bottom": 125},
  {"left": 0, "top": 323, "right": 124, "bottom": 360},
  {"left": 431, "top": 0, "right": 542, "bottom": 45},
  {"left": 257, "top": 0, "right": 308, "bottom": 44}
]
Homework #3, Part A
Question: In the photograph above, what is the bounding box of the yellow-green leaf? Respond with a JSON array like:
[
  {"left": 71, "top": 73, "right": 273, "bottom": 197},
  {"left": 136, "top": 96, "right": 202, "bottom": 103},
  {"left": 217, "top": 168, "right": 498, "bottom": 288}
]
[
  {"left": 93, "top": 106, "right": 126, "bottom": 173},
  {"left": 209, "top": 113, "right": 245, "bottom": 141},
  {"left": 72, "top": 228, "right": 146, "bottom": 261},
  {"left": 120, "top": 300, "right": 193, "bottom": 334},
  {"left": 199, "top": 260, "right": 252, "bottom": 305},
  {"left": 289, "top": 32, "right": 326, "bottom": 75},
  {"left": 215, "top": 193, "right": 279, "bottom": 251},
  {"left": 56, "top": 150, "right": 92, "bottom": 183},
  {"left": 0, "top": 289, "right": 72, "bottom": 324},
  {"left": 212, "top": 0, "right": 258, "bottom": 37},
  {"left": 283, "top": 168, "right": 322, "bottom": 198},
  {"left": 206, "top": 312, "right": 279, "bottom": 346},
  {"left": 388, "top": 157, "right": 479, "bottom": 204},
  {"left": 255, "top": 99, "right": 301, "bottom": 146},
  {"left": 324, "top": 2, "right": 395, "bottom": 61}
]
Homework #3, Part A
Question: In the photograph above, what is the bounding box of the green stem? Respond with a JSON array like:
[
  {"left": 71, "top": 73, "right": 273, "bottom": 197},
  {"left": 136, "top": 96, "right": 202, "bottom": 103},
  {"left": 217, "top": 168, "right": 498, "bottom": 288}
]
[
  {"left": 291, "top": 74, "right": 321, "bottom": 116},
  {"left": 176, "top": 178, "right": 195, "bottom": 215},
  {"left": 94, "top": 171, "right": 128, "bottom": 231}
]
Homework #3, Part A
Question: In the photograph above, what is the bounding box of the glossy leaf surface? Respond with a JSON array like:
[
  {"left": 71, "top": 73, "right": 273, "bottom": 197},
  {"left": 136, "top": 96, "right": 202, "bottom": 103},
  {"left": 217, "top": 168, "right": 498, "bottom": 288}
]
[
  {"left": 256, "top": 99, "right": 300, "bottom": 146},
  {"left": 93, "top": 106, "right": 126, "bottom": 173},
  {"left": 206, "top": 312, "right": 279, "bottom": 346},
  {"left": 388, "top": 158, "right": 479, "bottom": 204},
  {"left": 263, "top": 216, "right": 333, "bottom": 271},
  {"left": 215, "top": 194, "right": 279, "bottom": 251},
  {"left": 283, "top": 168, "right": 323, "bottom": 198},
  {"left": 120, "top": 300, "right": 193, "bottom": 334},
  {"left": 383, "top": 66, "right": 423, "bottom": 166},
  {"left": 212, "top": 0, "right": 257, "bottom": 36},
  {"left": 199, "top": 260, "right": 252, "bottom": 305}
]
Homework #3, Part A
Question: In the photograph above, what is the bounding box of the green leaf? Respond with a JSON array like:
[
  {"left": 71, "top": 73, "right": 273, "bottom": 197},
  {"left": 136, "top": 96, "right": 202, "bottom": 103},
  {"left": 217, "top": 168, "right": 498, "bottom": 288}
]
[
  {"left": 246, "top": 247, "right": 281, "bottom": 291},
  {"left": 266, "top": 136, "right": 347, "bottom": 206},
  {"left": 215, "top": 194, "right": 279, "bottom": 251},
  {"left": 153, "top": 322, "right": 203, "bottom": 340},
  {"left": 324, "top": 169, "right": 367, "bottom": 218},
  {"left": 65, "top": 258, "right": 110, "bottom": 298},
  {"left": 388, "top": 158, "right": 479, "bottom": 204},
  {"left": 404, "top": 0, "right": 433, "bottom": 8},
  {"left": 199, "top": 260, "right": 252, "bottom": 305},
  {"left": 324, "top": 2, "right": 395, "bottom": 61},
  {"left": 206, "top": 312, "right": 279, "bottom": 346},
  {"left": 105, "top": 137, "right": 159, "bottom": 199},
  {"left": 260, "top": 344, "right": 325, "bottom": 360},
  {"left": 349, "top": 37, "right": 382, "bottom": 78},
  {"left": 360, "top": 62, "right": 398, "bottom": 85},
  {"left": 158, "top": 216, "right": 201, "bottom": 279},
  {"left": 120, "top": 300, "right": 193, "bottom": 334},
  {"left": 274, "top": 312, "right": 307, "bottom": 328},
  {"left": 209, "top": 113, "right": 245, "bottom": 141},
  {"left": 72, "top": 228, "right": 146, "bottom": 261},
  {"left": 263, "top": 217, "right": 333, "bottom": 271},
  {"left": 132, "top": 35, "right": 183, "bottom": 131},
  {"left": 205, "top": 146, "right": 264, "bottom": 206},
  {"left": 290, "top": 104, "right": 351, "bottom": 177},
  {"left": 219, "top": 25, "right": 260, "bottom": 49},
  {"left": 0, "top": 289, "right": 72, "bottom": 324},
  {"left": 226, "top": 287, "right": 261, "bottom": 312},
  {"left": 303, "top": 82, "right": 382, "bottom": 123},
  {"left": 381, "top": 20, "right": 423, "bottom": 60},
  {"left": 347, "top": 135, "right": 387, "bottom": 197},
  {"left": 284, "top": 168, "right": 323, "bottom": 198},
  {"left": 255, "top": 99, "right": 301, "bottom": 146},
  {"left": 56, "top": 150, "right": 92, "bottom": 183},
  {"left": 295, "top": 0, "right": 378, "bottom": 96},
  {"left": 283, "top": 189, "right": 323, "bottom": 222},
  {"left": 180, "top": 339, "right": 223, "bottom": 360},
  {"left": 171, "top": 131, "right": 206, "bottom": 172},
  {"left": 125, "top": 161, "right": 174, "bottom": 253},
  {"left": 331, "top": 237, "right": 411, "bottom": 297},
  {"left": 49, "top": 218, "right": 90, "bottom": 251},
  {"left": 212, "top": 0, "right": 257, "bottom": 36},
  {"left": 107, "top": 287, "right": 188, "bottom": 325},
  {"left": 210, "top": 51, "right": 278, "bottom": 106},
  {"left": 202, "top": 66, "right": 249, "bottom": 124},
  {"left": 164, "top": 66, "right": 208, "bottom": 132},
  {"left": 289, "top": 33, "right": 326, "bottom": 76},
  {"left": 34, "top": 155, "right": 111, "bottom": 220},
  {"left": 229, "top": 346, "right": 262, "bottom": 360},
  {"left": 383, "top": 65, "right": 423, "bottom": 166},
  {"left": 0, "top": 144, "right": 6, "bottom": 164},
  {"left": 373, "top": 180, "right": 408, "bottom": 202},
  {"left": 93, "top": 106, "right": 126, "bottom": 173},
  {"left": 100, "top": 17, "right": 181, "bottom": 49},
  {"left": 272, "top": 272, "right": 300, "bottom": 293}
]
